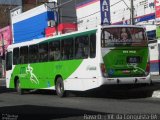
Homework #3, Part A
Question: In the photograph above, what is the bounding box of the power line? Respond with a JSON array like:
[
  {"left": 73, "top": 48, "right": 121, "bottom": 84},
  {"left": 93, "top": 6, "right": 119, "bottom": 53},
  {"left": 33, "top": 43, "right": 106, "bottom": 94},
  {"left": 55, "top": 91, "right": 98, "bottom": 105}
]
[
  {"left": 110, "top": 0, "right": 122, "bottom": 7},
  {"left": 121, "top": 0, "right": 130, "bottom": 10}
]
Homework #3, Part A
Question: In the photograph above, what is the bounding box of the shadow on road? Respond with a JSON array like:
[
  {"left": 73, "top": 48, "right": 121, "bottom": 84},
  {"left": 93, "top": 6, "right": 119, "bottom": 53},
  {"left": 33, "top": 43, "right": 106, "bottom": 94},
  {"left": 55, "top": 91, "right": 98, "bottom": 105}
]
[
  {"left": 0, "top": 105, "right": 107, "bottom": 120},
  {"left": 68, "top": 84, "right": 156, "bottom": 99},
  {"left": 0, "top": 87, "right": 13, "bottom": 94},
  {"left": 28, "top": 84, "right": 155, "bottom": 99},
  {"left": 1, "top": 83, "right": 160, "bottom": 99}
]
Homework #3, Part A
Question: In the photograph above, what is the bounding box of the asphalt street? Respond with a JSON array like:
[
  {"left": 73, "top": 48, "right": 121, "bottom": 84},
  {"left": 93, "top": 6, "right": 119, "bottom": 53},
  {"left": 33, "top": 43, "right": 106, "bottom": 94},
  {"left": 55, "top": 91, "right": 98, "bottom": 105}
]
[
  {"left": 0, "top": 76, "right": 160, "bottom": 120},
  {"left": 0, "top": 85, "right": 160, "bottom": 120}
]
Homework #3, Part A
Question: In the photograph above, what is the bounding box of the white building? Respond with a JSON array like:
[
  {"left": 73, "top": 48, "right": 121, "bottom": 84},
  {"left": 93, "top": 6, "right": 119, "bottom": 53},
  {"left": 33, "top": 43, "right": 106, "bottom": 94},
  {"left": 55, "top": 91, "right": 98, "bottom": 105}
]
[{"left": 76, "top": 0, "right": 156, "bottom": 37}]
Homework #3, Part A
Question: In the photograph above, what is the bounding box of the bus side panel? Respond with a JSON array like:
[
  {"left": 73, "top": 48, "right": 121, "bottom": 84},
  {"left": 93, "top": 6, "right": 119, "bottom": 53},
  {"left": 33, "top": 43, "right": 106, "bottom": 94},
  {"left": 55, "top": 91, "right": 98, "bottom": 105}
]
[
  {"left": 8, "top": 60, "right": 83, "bottom": 89},
  {"left": 6, "top": 65, "right": 16, "bottom": 88},
  {"left": 64, "top": 58, "right": 100, "bottom": 91}
]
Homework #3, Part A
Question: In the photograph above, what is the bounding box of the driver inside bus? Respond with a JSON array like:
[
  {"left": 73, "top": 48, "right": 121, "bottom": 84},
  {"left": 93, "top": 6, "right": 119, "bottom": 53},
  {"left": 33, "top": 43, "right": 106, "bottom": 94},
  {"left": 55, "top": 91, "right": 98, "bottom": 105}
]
[{"left": 120, "top": 28, "right": 128, "bottom": 41}]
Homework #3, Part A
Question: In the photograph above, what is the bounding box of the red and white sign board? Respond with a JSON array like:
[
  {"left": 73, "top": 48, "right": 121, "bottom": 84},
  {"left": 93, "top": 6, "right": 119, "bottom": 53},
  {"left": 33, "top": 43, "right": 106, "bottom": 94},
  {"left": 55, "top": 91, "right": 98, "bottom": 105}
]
[
  {"left": 155, "top": 0, "right": 160, "bottom": 24},
  {"left": 45, "top": 23, "right": 77, "bottom": 37}
]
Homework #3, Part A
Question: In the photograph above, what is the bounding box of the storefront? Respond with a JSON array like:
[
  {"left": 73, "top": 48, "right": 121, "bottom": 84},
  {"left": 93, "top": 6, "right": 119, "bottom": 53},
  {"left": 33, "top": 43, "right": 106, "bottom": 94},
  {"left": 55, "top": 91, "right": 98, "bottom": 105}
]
[{"left": 0, "top": 26, "right": 12, "bottom": 78}]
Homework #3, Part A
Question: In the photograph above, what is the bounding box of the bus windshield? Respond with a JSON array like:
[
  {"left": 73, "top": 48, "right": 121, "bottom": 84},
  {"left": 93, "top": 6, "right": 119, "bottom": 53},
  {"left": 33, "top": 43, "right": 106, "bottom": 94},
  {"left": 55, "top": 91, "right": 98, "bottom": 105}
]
[{"left": 101, "top": 27, "right": 148, "bottom": 47}]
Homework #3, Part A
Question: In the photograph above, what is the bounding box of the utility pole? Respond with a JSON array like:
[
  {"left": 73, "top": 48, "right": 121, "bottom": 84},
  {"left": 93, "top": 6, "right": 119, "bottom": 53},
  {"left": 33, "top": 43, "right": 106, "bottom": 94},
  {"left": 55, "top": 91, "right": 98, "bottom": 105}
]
[
  {"left": 45, "top": 0, "right": 73, "bottom": 35},
  {"left": 57, "top": 0, "right": 61, "bottom": 25},
  {"left": 130, "top": 0, "right": 134, "bottom": 25},
  {"left": 121, "top": 0, "right": 134, "bottom": 25},
  {"left": 57, "top": 0, "right": 73, "bottom": 24}
]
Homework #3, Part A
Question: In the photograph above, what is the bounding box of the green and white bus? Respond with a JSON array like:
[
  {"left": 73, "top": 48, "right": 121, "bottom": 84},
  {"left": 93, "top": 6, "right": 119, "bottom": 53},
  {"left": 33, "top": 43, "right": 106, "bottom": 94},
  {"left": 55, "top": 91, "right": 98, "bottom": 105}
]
[{"left": 6, "top": 25, "right": 151, "bottom": 97}]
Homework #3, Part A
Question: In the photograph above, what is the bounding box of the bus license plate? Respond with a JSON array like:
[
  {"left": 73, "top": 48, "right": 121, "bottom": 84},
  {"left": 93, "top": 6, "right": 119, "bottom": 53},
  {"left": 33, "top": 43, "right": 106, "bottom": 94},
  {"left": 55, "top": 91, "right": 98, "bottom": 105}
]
[{"left": 127, "top": 56, "right": 141, "bottom": 63}]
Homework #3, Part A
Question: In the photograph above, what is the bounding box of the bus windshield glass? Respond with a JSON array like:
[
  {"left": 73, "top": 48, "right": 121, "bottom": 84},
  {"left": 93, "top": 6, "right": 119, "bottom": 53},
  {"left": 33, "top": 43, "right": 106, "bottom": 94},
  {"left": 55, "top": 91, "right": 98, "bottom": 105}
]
[{"left": 101, "top": 27, "right": 148, "bottom": 47}]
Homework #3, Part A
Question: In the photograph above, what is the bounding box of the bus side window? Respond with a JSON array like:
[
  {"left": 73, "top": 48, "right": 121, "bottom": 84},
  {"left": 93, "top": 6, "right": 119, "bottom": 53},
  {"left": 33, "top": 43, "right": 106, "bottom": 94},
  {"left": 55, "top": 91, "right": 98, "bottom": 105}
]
[
  {"left": 61, "top": 38, "right": 74, "bottom": 60},
  {"left": 29, "top": 45, "right": 38, "bottom": 63},
  {"left": 6, "top": 52, "right": 12, "bottom": 70},
  {"left": 39, "top": 43, "right": 48, "bottom": 62},
  {"left": 75, "top": 36, "right": 89, "bottom": 59},
  {"left": 20, "top": 46, "right": 28, "bottom": 64},
  {"left": 13, "top": 48, "right": 19, "bottom": 65},
  {"left": 49, "top": 41, "right": 55, "bottom": 61},
  {"left": 49, "top": 40, "right": 60, "bottom": 61},
  {"left": 90, "top": 34, "right": 96, "bottom": 58},
  {"left": 61, "top": 40, "right": 67, "bottom": 60},
  {"left": 68, "top": 38, "right": 74, "bottom": 60}
]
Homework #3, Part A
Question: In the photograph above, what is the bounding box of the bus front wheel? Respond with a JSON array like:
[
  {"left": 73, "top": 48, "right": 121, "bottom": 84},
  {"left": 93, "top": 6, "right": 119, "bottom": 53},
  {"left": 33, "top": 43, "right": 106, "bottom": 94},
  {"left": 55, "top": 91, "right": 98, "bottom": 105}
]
[
  {"left": 55, "top": 77, "right": 66, "bottom": 97},
  {"left": 15, "top": 80, "right": 24, "bottom": 95}
]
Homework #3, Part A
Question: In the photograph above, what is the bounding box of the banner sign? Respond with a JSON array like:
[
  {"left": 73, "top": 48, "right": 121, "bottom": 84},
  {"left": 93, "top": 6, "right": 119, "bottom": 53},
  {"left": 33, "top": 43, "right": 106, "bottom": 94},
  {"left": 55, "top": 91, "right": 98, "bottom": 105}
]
[
  {"left": 100, "top": 0, "right": 110, "bottom": 25},
  {"left": 0, "top": 26, "right": 12, "bottom": 56},
  {"left": 155, "top": 0, "right": 160, "bottom": 24}
]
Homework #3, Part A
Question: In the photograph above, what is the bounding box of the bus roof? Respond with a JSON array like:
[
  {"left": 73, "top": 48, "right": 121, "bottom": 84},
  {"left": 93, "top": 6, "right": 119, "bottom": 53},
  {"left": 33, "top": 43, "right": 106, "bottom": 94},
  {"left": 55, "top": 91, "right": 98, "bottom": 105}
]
[
  {"left": 7, "top": 28, "right": 97, "bottom": 50},
  {"left": 102, "top": 25, "right": 145, "bottom": 29},
  {"left": 7, "top": 25, "right": 145, "bottom": 50}
]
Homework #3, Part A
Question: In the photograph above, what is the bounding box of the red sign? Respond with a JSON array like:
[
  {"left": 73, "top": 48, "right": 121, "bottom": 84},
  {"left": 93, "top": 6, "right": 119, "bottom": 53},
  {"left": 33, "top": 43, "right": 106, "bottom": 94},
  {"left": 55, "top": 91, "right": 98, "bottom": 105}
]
[
  {"left": 45, "top": 23, "right": 77, "bottom": 37},
  {"left": 45, "top": 27, "right": 57, "bottom": 37},
  {"left": 155, "top": 0, "right": 160, "bottom": 22}
]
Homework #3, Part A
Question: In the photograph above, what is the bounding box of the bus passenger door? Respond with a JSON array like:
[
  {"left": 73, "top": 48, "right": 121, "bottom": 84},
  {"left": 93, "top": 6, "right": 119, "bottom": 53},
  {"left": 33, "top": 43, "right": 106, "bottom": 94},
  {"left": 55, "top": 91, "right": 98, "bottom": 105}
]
[{"left": 6, "top": 51, "right": 13, "bottom": 88}]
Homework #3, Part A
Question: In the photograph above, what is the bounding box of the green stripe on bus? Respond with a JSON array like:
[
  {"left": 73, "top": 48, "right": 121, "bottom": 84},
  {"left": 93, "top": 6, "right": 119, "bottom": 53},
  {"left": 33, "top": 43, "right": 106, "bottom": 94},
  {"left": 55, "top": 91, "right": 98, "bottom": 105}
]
[{"left": 9, "top": 60, "right": 83, "bottom": 89}]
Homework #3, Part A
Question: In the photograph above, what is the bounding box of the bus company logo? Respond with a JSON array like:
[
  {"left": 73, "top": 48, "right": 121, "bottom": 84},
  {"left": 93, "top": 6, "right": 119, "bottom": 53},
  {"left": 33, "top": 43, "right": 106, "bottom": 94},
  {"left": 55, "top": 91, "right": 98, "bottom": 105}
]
[
  {"left": 86, "top": 65, "right": 97, "bottom": 71},
  {"left": 26, "top": 64, "right": 39, "bottom": 84}
]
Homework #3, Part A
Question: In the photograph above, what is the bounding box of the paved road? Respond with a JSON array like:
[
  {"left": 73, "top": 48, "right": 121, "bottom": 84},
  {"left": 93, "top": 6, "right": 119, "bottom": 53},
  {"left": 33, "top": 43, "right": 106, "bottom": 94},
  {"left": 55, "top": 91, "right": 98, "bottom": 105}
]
[{"left": 0, "top": 87, "right": 160, "bottom": 120}]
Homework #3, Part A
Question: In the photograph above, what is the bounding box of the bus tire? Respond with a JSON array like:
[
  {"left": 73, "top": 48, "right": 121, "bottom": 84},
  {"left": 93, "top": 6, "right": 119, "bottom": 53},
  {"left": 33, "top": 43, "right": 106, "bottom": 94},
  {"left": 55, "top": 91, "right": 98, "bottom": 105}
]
[
  {"left": 15, "top": 79, "right": 24, "bottom": 95},
  {"left": 55, "top": 77, "right": 66, "bottom": 97}
]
